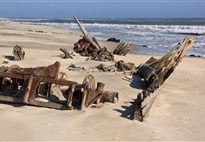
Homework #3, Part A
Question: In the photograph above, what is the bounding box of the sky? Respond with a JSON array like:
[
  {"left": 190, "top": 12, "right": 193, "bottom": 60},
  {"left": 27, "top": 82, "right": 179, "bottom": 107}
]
[{"left": 0, "top": 0, "right": 205, "bottom": 18}]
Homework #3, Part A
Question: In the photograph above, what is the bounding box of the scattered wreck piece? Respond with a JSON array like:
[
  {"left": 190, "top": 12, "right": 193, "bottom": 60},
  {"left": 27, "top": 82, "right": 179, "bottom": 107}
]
[
  {"left": 2, "top": 61, "right": 9, "bottom": 64},
  {"left": 60, "top": 48, "right": 75, "bottom": 59},
  {"left": 96, "top": 60, "right": 136, "bottom": 74},
  {"left": 96, "top": 64, "right": 117, "bottom": 72},
  {"left": 12, "top": 45, "right": 25, "bottom": 61},
  {"left": 67, "top": 63, "right": 85, "bottom": 71},
  {"left": 91, "top": 47, "right": 114, "bottom": 61},
  {"left": 133, "top": 36, "right": 194, "bottom": 121},
  {"left": 113, "top": 42, "right": 131, "bottom": 56},
  {"left": 0, "top": 62, "right": 119, "bottom": 110},
  {"left": 107, "top": 38, "right": 120, "bottom": 42},
  {"left": 115, "top": 60, "right": 135, "bottom": 72},
  {"left": 73, "top": 17, "right": 114, "bottom": 61}
]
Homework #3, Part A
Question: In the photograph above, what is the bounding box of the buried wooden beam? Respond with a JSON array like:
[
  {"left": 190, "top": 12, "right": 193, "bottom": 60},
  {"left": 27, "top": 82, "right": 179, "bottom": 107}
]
[
  {"left": 133, "top": 90, "right": 159, "bottom": 121},
  {"left": 133, "top": 36, "right": 194, "bottom": 121}
]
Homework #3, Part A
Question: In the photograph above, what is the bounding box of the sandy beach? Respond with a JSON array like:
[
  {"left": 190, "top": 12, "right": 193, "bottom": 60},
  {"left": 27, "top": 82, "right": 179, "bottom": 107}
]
[{"left": 0, "top": 21, "right": 205, "bottom": 141}]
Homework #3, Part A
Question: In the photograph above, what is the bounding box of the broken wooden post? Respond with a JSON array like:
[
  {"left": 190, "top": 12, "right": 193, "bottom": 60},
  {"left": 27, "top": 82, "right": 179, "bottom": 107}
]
[
  {"left": 60, "top": 48, "right": 74, "bottom": 59},
  {"left": 133, "top": 36, "right": 194, "bottom": 121},
  {"left": 12, "top": 45, "right": 25, "bottom": 61}
]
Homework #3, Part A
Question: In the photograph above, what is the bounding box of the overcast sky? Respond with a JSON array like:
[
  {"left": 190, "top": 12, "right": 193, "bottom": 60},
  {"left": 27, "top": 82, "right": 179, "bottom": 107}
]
[{"left": 0, "top": 0, "right": 205, "bottom": 18}]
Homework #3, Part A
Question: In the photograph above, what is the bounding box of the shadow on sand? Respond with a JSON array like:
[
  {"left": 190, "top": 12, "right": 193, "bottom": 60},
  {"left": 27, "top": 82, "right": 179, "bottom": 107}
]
[
  {"left": 3, "top": 55, "right": 14, "bottom": 61},
  {"left": 114, "top": 100, "right": 135, "bottom": 120},
  {"left": 114, "top": 74, "right": 146, "bottom": 120}
]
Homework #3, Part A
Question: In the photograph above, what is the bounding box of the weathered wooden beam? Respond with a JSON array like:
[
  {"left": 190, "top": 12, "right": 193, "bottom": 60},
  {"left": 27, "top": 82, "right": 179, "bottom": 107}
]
[
  {"left": 74, "top": 16, "right": 101, "bottom": 50},
  {"left": 60, "top": 48, "right": 74, "bottom": 59},
  {"left": 133, "top": 90, "right": 158, "bottom": 121}
]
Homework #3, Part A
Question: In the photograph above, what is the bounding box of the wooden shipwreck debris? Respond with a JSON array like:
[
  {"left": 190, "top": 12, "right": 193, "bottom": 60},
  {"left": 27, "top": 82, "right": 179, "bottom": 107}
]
[
  {"left": 113, "top": 41, "right": 131, "bottom": 56},
  {"left": 12, "top": 45, "right": 25, "bottom": 61},
  {"left": 133, "top": 36, "right": 194, "bottom": 121},
  {"left": 73, "top": 17, "right": 114, "bottom": 61},
  {"left": 0, "top": 62, "right": 119, "bottom": 110},
  {"left": 60, "top": 48, "right": 75, "bottom": 59},
  {"left": 67, "top": 63, "right": 85, "bottom": 71},
  {"left": 96, "top": 60, "right": 136, "bottom": 74}
]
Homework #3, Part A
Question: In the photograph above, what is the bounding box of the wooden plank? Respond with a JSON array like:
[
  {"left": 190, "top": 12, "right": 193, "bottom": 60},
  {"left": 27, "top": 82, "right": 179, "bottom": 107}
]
[{"left": 141, "top": 90, "right": 158, "bottom": 118}]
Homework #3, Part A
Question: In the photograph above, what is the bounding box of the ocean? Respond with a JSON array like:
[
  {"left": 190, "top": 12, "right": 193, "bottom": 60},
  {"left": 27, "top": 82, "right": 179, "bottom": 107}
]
[{"left": 5, "top": 18, "right": 205, "bottom": 57}]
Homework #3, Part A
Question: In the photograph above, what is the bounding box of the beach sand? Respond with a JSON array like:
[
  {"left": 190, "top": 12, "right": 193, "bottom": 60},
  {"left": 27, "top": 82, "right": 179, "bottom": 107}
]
[{"left": 0, "top": 22, "right": 205, "bottom": 141}]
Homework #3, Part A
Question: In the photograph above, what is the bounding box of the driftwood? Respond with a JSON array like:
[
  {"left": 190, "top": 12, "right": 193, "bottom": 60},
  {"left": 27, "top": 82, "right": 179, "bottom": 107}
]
[
  {"left": 73, "top": 17, "right": 114, "bottom": 61},
  {"left": 113, "top": 42, "right": 131, "bottom": 56},
  {"left": 0, "top": 62, "right": 119, "bottom": 110},
  {"left": 133, "top": 36, "right": 194, "bottom": 121},
  {"left": 12, "top": 45, "right": 25, "bottom": 61},
  {"left": 60, "top": 48, "right": 75, "bottom": 59}
]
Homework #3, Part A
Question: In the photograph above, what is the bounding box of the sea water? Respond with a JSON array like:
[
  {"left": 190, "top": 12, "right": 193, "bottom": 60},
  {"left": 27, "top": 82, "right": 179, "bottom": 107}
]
[{"left": 7, "top": 18, "right": 205, "bottom": 57}]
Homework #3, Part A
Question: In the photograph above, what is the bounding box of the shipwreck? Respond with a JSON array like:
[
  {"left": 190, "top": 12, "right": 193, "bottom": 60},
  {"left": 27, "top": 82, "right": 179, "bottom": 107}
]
[
  {"left": 133, "top": 36, "right": 194, "bottom": 121},
  {"left": 0, "top": 62, "right": 119, "bottom": 110}
]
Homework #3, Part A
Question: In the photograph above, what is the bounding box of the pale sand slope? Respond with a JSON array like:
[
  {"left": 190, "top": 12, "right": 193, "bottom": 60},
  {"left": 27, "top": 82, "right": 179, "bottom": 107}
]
[{"left": 0, "top": 22, "right": 205, "bottom": 141}]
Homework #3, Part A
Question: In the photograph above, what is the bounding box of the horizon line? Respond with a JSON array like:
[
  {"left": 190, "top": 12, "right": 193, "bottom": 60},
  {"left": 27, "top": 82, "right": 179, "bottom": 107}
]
[{"left": 0, "top": 0, "right": 205, "bottom": 2}]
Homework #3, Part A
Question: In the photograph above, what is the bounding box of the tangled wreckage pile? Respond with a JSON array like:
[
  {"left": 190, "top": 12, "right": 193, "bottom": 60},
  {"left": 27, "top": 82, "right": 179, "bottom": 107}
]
[
  {"left": 73, "top": 17, "right": 131, "bottom": 61},
  {"left": 0, "top": 62, "right": 119, "bottom": 110}
]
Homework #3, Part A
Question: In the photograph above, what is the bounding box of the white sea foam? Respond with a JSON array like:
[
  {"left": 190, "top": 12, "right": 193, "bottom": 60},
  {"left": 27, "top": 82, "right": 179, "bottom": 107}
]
[{"left": 5, "top": 19, "right": 205, "bottom": 57}]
